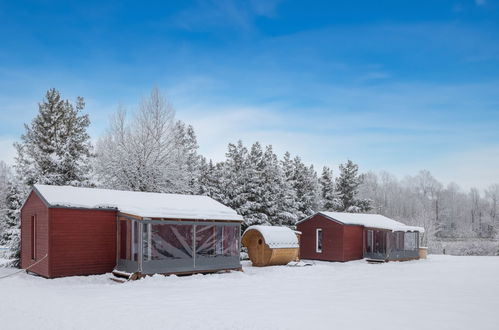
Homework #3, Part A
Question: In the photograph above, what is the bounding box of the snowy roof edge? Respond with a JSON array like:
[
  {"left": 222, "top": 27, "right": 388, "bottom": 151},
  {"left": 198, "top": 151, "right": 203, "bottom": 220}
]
[
  {"left": 297, "top": 211, "right": 424, "bottom": 232},
  {"left": 28, "top": 184, "right": 244, "bottom": 222}
]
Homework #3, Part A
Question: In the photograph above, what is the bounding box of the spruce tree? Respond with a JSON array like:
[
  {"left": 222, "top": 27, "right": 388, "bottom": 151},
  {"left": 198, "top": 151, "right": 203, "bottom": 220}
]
[
  {"left": 14, "top": 88, "right": 93, "bottom": 187},
  {"left": 319, "top": 166, "right": 341, "bottom": 211},
  {"left": 336, "top": 160, "right": 372, "bottom": 212},
  {"left": 280, "top": 152, "right": 299, "bottom": 224},
  {"left": 220, "top": 141, "right": 248, "bottom": 220},
  {"left": 3, "top": 179, "right": 23, "bottom": 267},
  {"left": 240, "top": 142, "right": 268, "bottom": 226},
  {"left": 292, "top": 156, "right": 320, "bottom": 219},
  {"left": 260, "top": 145, "right": 286, "bottom": 226}
]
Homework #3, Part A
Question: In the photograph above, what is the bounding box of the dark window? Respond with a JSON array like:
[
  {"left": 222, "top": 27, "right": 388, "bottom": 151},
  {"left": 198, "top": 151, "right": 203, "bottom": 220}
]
[
  {"left": 30, "top": 215, "right": 36, "bottom": 260},
  {"left": 316, "top": 229, "right": 322, "bottom": 253}
]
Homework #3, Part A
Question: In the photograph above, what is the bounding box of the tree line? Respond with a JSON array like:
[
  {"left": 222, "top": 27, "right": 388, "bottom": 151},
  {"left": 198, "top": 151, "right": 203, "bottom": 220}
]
[{"left": 1, "top": 88, "right": 498, "bottom": 265}]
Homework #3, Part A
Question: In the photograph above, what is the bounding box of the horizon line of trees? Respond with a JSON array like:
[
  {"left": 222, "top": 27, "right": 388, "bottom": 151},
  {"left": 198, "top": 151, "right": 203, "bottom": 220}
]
[{"left": 1, "top": 88, "right": 498, "bottom": 266}]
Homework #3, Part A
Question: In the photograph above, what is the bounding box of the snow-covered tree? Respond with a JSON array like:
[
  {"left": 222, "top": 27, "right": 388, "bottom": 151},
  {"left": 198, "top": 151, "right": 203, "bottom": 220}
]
[
  {"left": 175, "top": 122, "right": 201, "bottom": 194},
  {"left": 280, "top": 152, "right": 300, "bottom": 224},
  {"left": 0, "top": 161, "right": 10, "bottom": 245},
  {"left": 292, "top": 157, "right": 320, "bottom": 219},
  {"left": 485, "top": 184, "right": 499, "bottom": 227},
  {"left": 239, "top": 142, "right": 268, "bottom": 226},
  {"left": 260, "top": 145, "right": 293, "bottom": 226},
  {"left": 14, "top": 88, "right": 93, "bottom": 187},
  {"left": 319, "top": 166, "right": 341, "bottom": 211},
  {"left": 218, "top": 141, "right": 249, "bottom": 218},
  {"left": 95, "top": 88, "right": 200, "bottom": 194},
  {"left": 2, "top": 179, "right": 24, "bottom": 267},
  {"left": 335, "top": 160, "right": 372, "bottom": 212}
]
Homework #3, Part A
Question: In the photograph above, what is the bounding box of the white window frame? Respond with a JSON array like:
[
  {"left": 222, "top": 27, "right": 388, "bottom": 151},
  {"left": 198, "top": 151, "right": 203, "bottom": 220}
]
[{"left": 316, "top": 228, "right": 322, "bottom": 253}]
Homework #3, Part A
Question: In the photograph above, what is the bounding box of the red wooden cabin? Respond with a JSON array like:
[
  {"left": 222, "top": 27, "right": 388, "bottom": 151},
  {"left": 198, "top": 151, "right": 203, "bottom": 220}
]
[
  {"left": 297, "top": 212, "right": 424, "bottom": 262},
  {"left": 20, "top": 184, "right": 243, "bottom": 278}
]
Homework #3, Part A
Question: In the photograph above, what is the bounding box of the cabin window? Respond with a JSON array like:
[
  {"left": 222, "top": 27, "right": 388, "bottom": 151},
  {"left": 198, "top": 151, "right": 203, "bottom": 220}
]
[
  {"left": 30, "top": 215, "right": 36, "bottom": 260},
  {"left": 366, "top": 230, "right": 373, "bottom": 253},
  {"left": 316, "top": 228, "right": 323, "bottom": 253}
]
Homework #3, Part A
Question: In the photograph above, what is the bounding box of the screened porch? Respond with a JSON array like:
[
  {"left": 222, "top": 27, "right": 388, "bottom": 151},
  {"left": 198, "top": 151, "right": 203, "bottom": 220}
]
[
  {"left": 364, "top": 229, "right": 420, "bottom": 260},
  {"left": 116, "top": 215, "right": 241, "bottom": 275}
]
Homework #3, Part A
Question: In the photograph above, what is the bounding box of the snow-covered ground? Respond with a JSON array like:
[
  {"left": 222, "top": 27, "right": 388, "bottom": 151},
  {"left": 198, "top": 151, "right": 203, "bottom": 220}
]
[{"left": 0, "top": 255, "right": 497, "bottom": 330}]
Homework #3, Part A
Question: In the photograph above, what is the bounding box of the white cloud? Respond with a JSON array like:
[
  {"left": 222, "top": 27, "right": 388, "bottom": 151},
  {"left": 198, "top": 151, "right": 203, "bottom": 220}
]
[{"left": 0, "top": 138, "right": 17, "bottom": 165}]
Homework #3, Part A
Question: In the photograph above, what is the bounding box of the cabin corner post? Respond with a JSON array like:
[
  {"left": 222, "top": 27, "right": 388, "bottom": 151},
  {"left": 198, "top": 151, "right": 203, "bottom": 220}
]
[
  {"left": 115, "top": 214, "right": 120, "bottom": 268},
  {"left": 138, "top": 220, "right": 144, "bottom": 273}
]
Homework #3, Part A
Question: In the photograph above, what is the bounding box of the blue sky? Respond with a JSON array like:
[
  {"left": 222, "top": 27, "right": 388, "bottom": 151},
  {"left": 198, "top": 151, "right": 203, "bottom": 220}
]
[{"left": 0, "top": 0, "right": 498, "bottom": 190}]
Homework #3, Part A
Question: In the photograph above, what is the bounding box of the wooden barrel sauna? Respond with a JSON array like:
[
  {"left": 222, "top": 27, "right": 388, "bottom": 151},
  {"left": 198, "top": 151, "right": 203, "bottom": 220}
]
[
  {"left": 242, "top": 225, "right": 300, "bottom": 267},
  {"left": 419, "top": 247, "right": 428, "bottom": 259}
]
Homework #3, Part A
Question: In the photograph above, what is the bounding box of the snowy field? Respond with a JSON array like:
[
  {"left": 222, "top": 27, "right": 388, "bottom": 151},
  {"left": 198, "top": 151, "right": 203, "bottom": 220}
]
[{"left": 0, "top": 255, "right": 498, "bottom": 330}]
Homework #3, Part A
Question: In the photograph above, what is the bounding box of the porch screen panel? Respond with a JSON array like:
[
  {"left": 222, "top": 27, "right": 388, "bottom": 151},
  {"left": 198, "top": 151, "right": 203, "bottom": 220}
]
[
  {"left": 196, "top": 225, "right": 216, "bottom": 257},
  {"left": 222, "top": 226, "right": 239, "bottom": 256},
  {"left": 404, "top": 232, "right": 417, "bottom": 250},
  {"left": 150, "top": 224, "right": 193, "bottom": 260},
  {"left": 366, "top": 230, "right": 373, "bottom": 253},
  {"left": 373, "top": 230, "right": 386, "bottom": 254},
  {"left": 132, "top": 221, "right": 139, "bottom": 261}
]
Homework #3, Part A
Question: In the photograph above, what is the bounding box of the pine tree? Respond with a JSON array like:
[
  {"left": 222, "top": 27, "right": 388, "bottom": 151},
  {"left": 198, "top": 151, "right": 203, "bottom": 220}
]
[
  {"left": 220, "top": 141, "right": 248, "bottom": 218},
  {"left": 280, "top": 152, "right": 299, "bottom": 225},
  {"left": 170, "top": 121, "right": 202, "bottom": 194},
  {"left": 259, "top": 145, "right": 283, "bottom": 226},
  {"left": 3, "top": 179, "right": 23, "bottom": 267},
  {"left": 240, "top": 142, "right": 268, "bottom": 226},
  {"left": 336, "top": 160, "right": 372, "bottom": 212},
  {"left": 0, "top": 161, "right": 10, "bottom": 245},
  {"left": 319, "top": 166, "right": 341, "bottom": 211},
  {"left": 292, "top": 156, "right": 320, "bottom": 219},
  {"left": 14, "top": 88, "right": 93, "bottom": 187}
]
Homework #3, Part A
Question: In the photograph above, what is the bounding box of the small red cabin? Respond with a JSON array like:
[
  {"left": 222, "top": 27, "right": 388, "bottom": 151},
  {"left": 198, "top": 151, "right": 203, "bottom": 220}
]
[
  {"left": 297, "top": 212, "right": 424, "bottom": 262},
  {"left": 21, "top": 184, "right": 243, "bottom": 278}
]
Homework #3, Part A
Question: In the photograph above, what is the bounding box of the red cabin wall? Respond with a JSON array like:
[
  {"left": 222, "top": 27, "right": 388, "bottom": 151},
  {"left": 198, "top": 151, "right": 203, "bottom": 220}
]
[
  {"left": 297, "top": 214, "right": 364, "bottom": 262},
  {"left": 21, "top": 191, "right": 50, "bottom": 277},
  {"left": 50, "top": 208, "right": 117, "bottom": 278},
  {"left": 343, "top": 225, "right": 364, "bottom": 260}
]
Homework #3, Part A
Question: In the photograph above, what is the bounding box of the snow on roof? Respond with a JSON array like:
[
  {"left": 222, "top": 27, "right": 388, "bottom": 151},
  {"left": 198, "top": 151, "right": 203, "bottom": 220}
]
[
  {"left": 243, "top": 225, "right": 299, "bottom": 249},
  {"left": 310, "top": 211, "right": 424, "bottom": 232},
  {"left": 33, "top": 184, "right": 243, "bottom": 221}
]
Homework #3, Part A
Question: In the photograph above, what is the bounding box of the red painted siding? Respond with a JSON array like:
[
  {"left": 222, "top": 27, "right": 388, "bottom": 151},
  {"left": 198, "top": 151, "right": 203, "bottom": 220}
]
[
  {"left": 297, "top": 214, "right": 364, "bottom": 262},
  {"left": 343, "top": 225, "right": 364, "bottom": 260},
  {"left": 50, "top": 208, "right": 117, "bottom": 278},
  {"left": 21, "top": 191, "right": 50, "bottom": 277},
  {"left": 297, "top": 214, "right": 344, "bottom": 261},
  {"left": 21, "top": 190, "right": 118, "bottom": 278}
]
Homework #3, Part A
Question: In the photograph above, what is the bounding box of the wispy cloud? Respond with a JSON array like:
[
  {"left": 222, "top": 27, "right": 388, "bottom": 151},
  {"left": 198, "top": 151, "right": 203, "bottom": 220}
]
[{"left": 172, "top": 0, "right": 281, "bottom": 31}]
